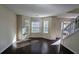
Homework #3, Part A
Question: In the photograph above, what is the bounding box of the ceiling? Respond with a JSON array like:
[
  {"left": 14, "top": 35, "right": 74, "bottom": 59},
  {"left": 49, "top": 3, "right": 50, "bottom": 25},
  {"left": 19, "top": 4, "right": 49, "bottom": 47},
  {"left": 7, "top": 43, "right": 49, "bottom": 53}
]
[{"left": 4, "top": 4, "right": 79, "bottom": 17}]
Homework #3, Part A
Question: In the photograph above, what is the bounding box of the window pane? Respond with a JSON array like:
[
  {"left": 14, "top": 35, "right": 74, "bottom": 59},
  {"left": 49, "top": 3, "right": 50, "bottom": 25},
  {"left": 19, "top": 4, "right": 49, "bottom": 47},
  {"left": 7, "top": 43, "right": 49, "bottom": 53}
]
[
  {"left": 31, "top": 21, "right": 40, "bottom": 33},
  {"left": 43, "top": 21, "right": 48, "bottom": 33}
]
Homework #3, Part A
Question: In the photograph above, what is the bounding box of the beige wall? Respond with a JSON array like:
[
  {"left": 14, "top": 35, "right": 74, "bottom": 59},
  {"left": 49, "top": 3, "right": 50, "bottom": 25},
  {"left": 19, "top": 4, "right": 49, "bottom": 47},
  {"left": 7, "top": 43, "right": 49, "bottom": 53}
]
[
  {"left": 0, "top": 5, "right": 16, "bottom": 53},
  {"left": 49, "top": 17, "right": 61, "bottom": 40},
  {"left": 17, "top": 15, "right": 22, "bottom": 41}
]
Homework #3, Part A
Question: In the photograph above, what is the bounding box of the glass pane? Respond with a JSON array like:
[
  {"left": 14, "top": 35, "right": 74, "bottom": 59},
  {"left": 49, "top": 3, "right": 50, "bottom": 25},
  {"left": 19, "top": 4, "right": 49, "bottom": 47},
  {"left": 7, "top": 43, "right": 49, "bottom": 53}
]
[
  {"left": 31, "top": 21, "right": 40, "bottom": 33},
  {"left": 43, "top": 21, "right": 48, "bottom": 33},
  {"left": 22, "top": 19, "right": 30, "bottom": 40}
]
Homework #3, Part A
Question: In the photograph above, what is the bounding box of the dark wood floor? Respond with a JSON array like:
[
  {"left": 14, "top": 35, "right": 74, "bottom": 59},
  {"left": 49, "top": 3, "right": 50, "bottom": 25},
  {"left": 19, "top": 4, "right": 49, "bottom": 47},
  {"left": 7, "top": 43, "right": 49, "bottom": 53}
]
[{"left": 1, "top": 38, "right": 74, "bottom": 54}]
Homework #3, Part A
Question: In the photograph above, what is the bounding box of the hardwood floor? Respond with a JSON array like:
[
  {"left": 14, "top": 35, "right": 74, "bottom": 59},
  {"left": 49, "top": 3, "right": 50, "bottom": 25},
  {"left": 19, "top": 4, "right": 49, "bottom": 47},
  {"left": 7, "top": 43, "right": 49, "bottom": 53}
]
[{"left": 1, "top": 38, "right": 74, "bottom": 54}]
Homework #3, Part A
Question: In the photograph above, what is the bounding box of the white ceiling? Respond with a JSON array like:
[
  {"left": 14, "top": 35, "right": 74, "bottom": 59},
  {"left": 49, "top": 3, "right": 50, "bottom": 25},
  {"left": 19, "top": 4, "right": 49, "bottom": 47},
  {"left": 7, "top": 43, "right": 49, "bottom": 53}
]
[
  {"left": 57, "top": 13, "right": 79, "bottom": 18},
  {"left": 4, "top": 4, "right": 79, "bottom": 17}
]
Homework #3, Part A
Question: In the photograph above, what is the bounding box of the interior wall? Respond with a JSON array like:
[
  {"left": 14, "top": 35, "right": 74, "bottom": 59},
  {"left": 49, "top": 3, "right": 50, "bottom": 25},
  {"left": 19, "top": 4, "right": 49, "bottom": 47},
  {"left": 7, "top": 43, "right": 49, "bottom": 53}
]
[
  {"left": 0, "top": 5, "right": 16, "bottom": 53},
  {"left": 17, "top": 15, "right": 23, "bottom": 41},
  {"left": 60, "top": 18, "right": 79, "bottom": 53},
  {"left": 61, "top": 30, "right": 79, "bottom": 53},
  {"left": 29, "top": 17, "right": 53, "bottom": 39},
  {"left": 17, "top": 16, "right": 62, "bottom": 40},
  {"left": 42, "top": 17, "right": 51, "bottom": 39},
  {"left": 17, "top": 15, "right": 31, "bottom": 41},
  {"left": 49, "top": 17, "right": 62, "bottom": 40},
  {"left": 22, "top": 16, "right": 31, "bottom": 39},
  {"left": 29, "top": 17, "right": 61, "bottom": 40}
]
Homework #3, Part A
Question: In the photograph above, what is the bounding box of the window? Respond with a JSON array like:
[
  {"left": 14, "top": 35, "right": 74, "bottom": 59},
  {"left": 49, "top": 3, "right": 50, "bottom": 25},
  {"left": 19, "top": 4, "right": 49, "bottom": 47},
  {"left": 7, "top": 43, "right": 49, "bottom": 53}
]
[
  {"left": 31, "top": 21, "right": 40, "bottom": 33},
  {"left": 43, "top": 20, "right": 48, "bottom": 33}
]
